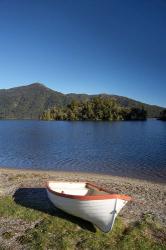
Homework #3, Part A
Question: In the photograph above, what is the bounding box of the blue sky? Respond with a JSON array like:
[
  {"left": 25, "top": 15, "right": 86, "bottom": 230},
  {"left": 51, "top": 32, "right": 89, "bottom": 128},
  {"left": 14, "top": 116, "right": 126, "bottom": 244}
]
[{"left": 0, "top": 0, "right": 166, "bottom": 107}]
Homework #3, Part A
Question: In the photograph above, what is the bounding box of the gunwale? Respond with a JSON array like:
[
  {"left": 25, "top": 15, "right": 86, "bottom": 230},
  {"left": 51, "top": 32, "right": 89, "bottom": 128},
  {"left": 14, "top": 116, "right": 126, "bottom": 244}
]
[{"left": 46, "top": 181, "right": 132, "bottom": 201}]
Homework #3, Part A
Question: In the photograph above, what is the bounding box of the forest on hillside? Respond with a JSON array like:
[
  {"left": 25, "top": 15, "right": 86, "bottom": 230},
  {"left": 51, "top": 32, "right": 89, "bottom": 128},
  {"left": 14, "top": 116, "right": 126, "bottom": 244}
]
[
  {"left": 0, "top": 84, "right": 163, "bottom": 119},
  {"left": 40, "top": 97, "right": 147, "bottom": 121}
]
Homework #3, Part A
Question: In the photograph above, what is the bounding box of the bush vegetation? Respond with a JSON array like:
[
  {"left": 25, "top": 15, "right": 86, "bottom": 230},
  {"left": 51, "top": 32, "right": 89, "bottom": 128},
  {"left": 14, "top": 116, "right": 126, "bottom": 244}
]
[{"left": 40, "top": 97, "right": 147, "bottom": 121}]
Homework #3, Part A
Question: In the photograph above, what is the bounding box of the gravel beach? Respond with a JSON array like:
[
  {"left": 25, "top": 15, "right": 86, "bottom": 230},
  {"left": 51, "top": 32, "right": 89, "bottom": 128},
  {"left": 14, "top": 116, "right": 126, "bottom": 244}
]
[{"left": 0, "top": 167, "right": 165, "bottom": 225}]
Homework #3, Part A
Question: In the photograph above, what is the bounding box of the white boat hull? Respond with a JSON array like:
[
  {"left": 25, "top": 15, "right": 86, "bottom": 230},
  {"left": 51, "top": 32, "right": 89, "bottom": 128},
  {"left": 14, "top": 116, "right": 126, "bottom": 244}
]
[{"left": 47, "top": 182, "right": 131, "bottom": 232}]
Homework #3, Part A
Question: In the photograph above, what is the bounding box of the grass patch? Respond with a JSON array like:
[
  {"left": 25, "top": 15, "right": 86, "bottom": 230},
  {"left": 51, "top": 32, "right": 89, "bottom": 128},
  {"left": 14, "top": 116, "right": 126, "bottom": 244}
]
[
  {"left": 118, "top": 215, "right": 166, "bottom": 250},
  {"left": 0, "top": 196, "right": 42, "bottom": 221},
  {"left": 8, "top": 174, "right": 30, "bottom": 181},
  {"left": 2, "top": 231, "right": 15, "bottom": 239},
  {"left": 0, "top": 196, "right": 165, "bottom": 250}
]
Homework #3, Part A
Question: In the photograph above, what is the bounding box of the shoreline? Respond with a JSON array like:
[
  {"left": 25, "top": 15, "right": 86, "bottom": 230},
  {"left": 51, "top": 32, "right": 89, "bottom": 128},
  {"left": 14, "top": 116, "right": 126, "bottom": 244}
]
[
  {"left": 0, "top": 167, "right": 165, "bottom": 226},
  {"left": 0, "top": 166, "right": 165, "bottom": 185}
]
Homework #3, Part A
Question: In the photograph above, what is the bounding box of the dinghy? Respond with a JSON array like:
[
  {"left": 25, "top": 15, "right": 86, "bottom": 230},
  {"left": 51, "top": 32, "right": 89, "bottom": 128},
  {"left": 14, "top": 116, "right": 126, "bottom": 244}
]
[{"left": 46, "top": 181, "right": 131, "bottom": 232}]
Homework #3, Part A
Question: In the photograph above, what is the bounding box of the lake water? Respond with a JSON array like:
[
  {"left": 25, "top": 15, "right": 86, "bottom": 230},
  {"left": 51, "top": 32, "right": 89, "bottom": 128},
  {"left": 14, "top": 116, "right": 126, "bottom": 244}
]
[{"left": 0, "top": 120, "right": 165, "bottom": 182}]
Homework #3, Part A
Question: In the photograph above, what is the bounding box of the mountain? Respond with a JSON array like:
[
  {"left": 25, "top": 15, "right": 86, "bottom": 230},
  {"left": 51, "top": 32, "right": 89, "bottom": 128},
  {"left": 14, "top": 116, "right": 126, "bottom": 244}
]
[
  {"left": 0, "top": 83, "right": 164, "bottom": 119},
  {"left": 0, "top": 83, "right": 66, "bottom": 119}
]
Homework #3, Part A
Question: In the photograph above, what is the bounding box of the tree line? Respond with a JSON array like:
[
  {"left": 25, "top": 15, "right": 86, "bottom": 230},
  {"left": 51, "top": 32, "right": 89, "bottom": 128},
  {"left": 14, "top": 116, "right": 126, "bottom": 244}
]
[
  {"left": 40, "top": 97, "right": 147, "bottom": 121},
  {"left": 158, "top": 109, "right": 166, "bottom": 121}
]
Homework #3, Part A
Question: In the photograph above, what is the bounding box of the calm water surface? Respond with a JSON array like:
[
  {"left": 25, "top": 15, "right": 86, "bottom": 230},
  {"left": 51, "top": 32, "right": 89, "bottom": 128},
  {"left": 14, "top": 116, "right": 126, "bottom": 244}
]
[{"left": 0, "top": 120, "right": 165, "bottom": 182}]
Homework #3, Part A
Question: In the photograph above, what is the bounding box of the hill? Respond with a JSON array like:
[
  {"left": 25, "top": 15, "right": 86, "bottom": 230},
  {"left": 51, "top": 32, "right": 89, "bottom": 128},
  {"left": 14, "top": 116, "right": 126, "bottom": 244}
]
[
  {"left": 0, "top": 83, "right": 66, "bottom": 119},
  {"left": 0, "top": 83, "right": 164, "bottom": 119}
]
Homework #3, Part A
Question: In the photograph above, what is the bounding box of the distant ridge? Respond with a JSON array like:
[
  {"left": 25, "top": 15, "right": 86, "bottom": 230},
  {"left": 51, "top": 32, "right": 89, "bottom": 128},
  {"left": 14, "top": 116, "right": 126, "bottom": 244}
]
[{"left": 0, "top": 83, "right": 164, "bottom": 119}]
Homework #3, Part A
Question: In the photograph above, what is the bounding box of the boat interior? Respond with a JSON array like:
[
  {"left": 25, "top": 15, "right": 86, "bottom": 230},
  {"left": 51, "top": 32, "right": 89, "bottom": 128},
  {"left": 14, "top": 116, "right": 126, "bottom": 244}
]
[
  {"left": 48, "top": 182, "right": 110, "bottom": 196},
  {"left": 86, "top": 183, "right": 110, "bottom": 196}
]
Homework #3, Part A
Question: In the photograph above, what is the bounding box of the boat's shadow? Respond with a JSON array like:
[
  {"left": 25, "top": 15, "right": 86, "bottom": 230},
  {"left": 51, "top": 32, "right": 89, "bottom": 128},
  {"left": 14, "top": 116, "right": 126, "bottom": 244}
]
[{"left": 13, "top": 188, "right": 96, "bottom": 233}]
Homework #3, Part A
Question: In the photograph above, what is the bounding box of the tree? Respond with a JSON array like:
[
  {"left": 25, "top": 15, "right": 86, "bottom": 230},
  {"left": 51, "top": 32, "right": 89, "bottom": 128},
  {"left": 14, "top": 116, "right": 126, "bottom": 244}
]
[
  {"left": 127, "top": 108, "right": 147, "bottom": 120},
  {"left": 40, "top": 97, "right": 147, "bottom": 121},
  {"left": 159, "top": 109, "right": 166, "bottom": 121}
]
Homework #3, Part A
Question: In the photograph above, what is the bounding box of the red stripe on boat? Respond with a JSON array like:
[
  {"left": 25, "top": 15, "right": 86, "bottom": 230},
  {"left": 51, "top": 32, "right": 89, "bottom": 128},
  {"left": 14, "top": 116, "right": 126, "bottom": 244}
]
[{"left": 46, "top": 182, "right": 132, "bottom": 201}]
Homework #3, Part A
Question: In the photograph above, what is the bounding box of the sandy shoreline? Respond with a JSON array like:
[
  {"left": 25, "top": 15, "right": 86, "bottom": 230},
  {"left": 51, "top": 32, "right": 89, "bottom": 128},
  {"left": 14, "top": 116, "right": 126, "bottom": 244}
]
[{"left": 0, "top": 167, "right": 166, "bottom": 225}]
